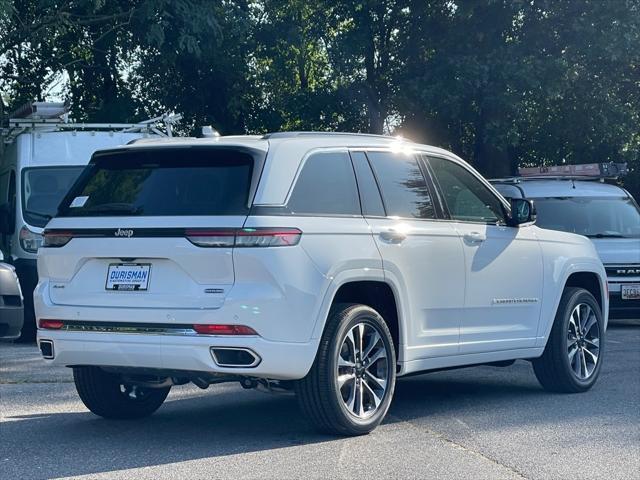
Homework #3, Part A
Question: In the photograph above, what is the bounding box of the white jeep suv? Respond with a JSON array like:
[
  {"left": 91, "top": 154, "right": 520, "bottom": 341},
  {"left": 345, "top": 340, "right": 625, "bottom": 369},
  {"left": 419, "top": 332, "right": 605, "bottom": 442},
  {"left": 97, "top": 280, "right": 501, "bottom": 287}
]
[{"left": 35, "top": 132, "right": 608, "bottom": 435}]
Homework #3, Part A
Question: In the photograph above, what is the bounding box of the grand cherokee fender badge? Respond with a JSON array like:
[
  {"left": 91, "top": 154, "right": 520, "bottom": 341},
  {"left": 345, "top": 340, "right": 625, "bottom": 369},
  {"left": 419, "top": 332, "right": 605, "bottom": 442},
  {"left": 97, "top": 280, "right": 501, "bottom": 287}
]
[
  {"left": 492, "top": 298, "right": 539, "bottom": 305},
  {"left": 114, "top": 228, "right": 134, "bottom": 238}
]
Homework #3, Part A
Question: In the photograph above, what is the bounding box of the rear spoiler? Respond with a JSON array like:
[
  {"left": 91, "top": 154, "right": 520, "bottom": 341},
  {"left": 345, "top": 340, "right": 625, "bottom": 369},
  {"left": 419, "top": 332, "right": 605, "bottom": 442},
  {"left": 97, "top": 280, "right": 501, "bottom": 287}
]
[{"left": 518, "top": 162, "right": 628, "bottom": 180}]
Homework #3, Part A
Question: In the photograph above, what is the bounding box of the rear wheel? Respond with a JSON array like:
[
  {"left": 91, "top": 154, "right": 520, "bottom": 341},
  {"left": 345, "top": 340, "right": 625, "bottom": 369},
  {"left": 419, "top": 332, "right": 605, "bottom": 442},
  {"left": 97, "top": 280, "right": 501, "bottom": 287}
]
[
  {"left": 533, "top": 287, "right": 604, "bottom": 393},
  {"left": 296, "top": 303, "right": 396, "bottom": 436},
  {"left": 73, "top": 367, "right": 170, "bottom": 419}
]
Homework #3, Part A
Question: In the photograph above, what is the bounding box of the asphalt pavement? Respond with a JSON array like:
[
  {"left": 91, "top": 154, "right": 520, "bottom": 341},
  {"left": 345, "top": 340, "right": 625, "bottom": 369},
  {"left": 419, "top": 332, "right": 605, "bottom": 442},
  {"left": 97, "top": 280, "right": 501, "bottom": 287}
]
[{"left": 1, "top": 320, "right": 638, "bottom": 480}]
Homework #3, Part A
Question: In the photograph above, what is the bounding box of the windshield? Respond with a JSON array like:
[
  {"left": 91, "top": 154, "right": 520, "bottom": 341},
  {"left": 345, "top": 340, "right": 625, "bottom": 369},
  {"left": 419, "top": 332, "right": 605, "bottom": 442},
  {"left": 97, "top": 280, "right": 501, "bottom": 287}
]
[
  {"left": 532, "top": 196, "right": 640, "bottom": 238},
  {"left": 22, "top": 167, "right": 85, "bottom": 227},
  {"left": 58, "top": 148, "right": 255, "bottom": 217}
]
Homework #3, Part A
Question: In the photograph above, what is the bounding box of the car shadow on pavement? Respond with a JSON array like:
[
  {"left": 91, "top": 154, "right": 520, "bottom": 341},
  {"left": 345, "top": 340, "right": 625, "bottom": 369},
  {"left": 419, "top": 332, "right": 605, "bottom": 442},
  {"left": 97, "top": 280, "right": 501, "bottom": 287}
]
[{"left": 2, "top": 323, "right": 638, "bottom": 479}]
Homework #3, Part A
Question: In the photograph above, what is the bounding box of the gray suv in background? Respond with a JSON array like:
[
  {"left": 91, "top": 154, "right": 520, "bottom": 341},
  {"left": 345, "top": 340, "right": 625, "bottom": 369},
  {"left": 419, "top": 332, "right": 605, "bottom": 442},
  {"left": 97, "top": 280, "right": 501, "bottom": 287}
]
[{"left": 491, "top": 163, "right": 640, "bottom": 320}]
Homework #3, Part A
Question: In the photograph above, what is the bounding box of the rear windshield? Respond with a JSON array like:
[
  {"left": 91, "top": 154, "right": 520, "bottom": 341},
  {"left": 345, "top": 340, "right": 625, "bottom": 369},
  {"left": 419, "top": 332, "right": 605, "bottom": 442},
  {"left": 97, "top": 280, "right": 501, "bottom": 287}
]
[{"left": 59, "top": 148, "right": 255, "bottom": 217}]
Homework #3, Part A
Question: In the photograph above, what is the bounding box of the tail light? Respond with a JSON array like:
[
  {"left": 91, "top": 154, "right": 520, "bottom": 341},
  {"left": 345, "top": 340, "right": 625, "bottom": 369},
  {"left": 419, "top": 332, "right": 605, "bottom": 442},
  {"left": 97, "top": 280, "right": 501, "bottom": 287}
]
[
  {"left": 193, "top": 324, "right": 258, "bottom": 335},
  {"left": 186, "top": 228, "right": 301, "bottom": 248},
  {"left": 43, "top": 231, "right": 73, "bottom": 248},
  {"left": 39, "top": 319, "right": 64, "bottom": 330}
]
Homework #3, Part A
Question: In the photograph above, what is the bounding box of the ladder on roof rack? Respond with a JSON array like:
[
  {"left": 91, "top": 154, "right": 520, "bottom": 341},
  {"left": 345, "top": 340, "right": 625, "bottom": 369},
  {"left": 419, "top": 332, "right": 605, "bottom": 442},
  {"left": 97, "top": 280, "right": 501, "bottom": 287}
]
[
  {"left": 518, "top": 162, "right": 628, "bottom": 180},
  {"left": 1, "top": 101, "right": 182, "bottom": 145}
]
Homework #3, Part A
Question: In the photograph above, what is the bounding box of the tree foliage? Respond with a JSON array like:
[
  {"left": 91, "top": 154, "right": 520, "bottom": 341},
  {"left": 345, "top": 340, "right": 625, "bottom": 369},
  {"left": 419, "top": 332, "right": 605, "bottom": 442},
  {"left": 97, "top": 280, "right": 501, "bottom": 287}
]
[{"left": 1, "top": 0, "right": 638, "bottom": 195}]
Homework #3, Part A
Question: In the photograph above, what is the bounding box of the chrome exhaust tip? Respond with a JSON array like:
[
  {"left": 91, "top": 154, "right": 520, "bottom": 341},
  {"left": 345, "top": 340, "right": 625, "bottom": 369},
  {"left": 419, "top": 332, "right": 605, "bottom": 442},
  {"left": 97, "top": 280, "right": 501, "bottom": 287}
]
[
  {"left": 39, "top": 340, "right": 54, "bottom": 359},
  {"left": 210, "top": 347, "right": 261, "bottom": 368}
]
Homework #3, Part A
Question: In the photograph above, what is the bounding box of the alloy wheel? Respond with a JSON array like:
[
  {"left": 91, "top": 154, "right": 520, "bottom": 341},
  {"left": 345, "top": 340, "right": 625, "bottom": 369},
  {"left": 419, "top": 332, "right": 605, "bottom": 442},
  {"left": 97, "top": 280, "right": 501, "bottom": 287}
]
[
  {"left": 567, "top": 303, "right": 600, "bottom": 380},
  {"left": 336, "top": 322, "right": 391, "bottom": 419}
]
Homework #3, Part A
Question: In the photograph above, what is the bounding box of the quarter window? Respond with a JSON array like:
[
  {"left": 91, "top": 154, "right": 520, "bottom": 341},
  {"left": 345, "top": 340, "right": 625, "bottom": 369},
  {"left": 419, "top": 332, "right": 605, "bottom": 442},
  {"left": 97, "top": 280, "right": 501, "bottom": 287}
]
[
  {"left": 350, "top": 151, "right": 385, "bottom": 217},
  {"left": 287, "top": 151, "right": 360, "bottom": 216},
  {"left": 428, "top": 156, "right": 506, "bottom": 224},
  {"left": 367, "top": 151, "right": 435, "bottom": 219}
]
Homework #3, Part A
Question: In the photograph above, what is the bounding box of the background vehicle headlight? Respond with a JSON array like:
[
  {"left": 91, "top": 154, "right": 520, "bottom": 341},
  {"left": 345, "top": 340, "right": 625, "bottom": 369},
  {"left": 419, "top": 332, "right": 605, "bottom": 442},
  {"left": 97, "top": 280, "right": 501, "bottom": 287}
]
[{"left": 19, "top": 226, "right": 44, "bottom": 253}]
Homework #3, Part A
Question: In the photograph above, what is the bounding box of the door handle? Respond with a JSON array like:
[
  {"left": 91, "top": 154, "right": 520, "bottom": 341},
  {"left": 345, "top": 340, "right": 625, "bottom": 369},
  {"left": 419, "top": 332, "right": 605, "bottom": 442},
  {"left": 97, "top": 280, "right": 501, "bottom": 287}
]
[
  {"left": 380, "top": 229, "right": 407, "bottom": 244},
  {"left": 463, "top": 231, "right": 486, "bottom": 244}
]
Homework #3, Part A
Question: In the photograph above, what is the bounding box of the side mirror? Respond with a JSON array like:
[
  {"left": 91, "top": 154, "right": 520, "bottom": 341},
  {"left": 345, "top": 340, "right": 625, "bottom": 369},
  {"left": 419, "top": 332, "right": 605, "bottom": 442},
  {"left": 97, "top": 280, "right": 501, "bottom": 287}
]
[
  {"left": 0, "top": 204, "right": 14, "bottom": 234},
  {"left": 508, "top": 198, "right": 536, "bottom": 227}
]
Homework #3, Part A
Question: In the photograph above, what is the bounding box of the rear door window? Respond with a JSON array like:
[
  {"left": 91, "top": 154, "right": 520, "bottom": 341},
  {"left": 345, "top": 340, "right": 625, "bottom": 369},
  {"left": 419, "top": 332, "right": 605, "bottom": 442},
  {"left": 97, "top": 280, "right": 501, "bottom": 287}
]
[
  {"left": 59, "top": 148, "right": 256, "bottom": 217},
  {"left": 367, "top": 151, "right": 435, "bottom": 219},
  {"left": 287, "top": 151, "right": 360, "bottom": 216}
]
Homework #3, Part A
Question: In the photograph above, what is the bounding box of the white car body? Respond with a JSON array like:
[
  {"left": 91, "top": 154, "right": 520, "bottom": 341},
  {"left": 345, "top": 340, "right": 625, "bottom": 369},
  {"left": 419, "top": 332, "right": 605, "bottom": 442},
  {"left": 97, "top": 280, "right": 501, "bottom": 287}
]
[
  {"left": 491, "top": 179, "right": 640, "bottom": 319},
  {"left": 35, "top": 133, "right": 608, "bottom": 381}
]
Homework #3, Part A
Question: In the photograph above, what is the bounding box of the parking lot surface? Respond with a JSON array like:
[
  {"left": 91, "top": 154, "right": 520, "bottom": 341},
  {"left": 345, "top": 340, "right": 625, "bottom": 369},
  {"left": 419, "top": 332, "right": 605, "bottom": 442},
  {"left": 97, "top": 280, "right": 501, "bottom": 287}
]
[{"left": 1, "top": 320, "right": 638, "bottom": 480}]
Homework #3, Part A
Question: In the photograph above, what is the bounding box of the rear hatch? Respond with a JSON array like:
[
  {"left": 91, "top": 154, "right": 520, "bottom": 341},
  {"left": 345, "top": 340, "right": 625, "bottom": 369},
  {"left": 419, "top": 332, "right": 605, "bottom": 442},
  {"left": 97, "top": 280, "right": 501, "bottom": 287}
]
[{"left": 41, "top": 145, "right": 264, "bottom": 310}]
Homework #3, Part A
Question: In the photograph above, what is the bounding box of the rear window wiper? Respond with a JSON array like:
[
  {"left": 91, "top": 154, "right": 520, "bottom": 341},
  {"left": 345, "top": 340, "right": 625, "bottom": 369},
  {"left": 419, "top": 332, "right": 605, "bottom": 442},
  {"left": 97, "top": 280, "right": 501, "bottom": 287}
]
[{"left": 586, "top": 233, "right": 626, "bottom": 238}]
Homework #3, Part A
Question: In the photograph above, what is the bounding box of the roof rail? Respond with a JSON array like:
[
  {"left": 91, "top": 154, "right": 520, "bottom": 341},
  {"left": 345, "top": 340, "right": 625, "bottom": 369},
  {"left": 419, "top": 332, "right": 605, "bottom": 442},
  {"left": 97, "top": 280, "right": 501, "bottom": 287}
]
[
  {"left": 261, "top": 131, "right": 397, "bottom": 140},
  {"left": 1, "top": 102, "right": 182, "bottom": 145}
]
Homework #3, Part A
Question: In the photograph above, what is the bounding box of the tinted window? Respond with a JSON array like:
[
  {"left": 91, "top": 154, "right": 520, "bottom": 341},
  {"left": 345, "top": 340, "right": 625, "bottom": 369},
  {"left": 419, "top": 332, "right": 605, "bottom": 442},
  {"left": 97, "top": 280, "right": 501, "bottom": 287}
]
[
  {"left": 22, "top": 167, "right": 84, "bottom": 227},
  {"left": 533, "top": 197, "right": 640, "bottom": 238},
  {"left": 287, "top": 151, "right": 360, "bottom": 215},
  {"left": 351, "top": 151, "right": 385, "bottom": 217},
  {"left": 60, "top": 148, "right": 255, "bottom": 217},
  {"left": 429, "top": 156, "right": 505, "bottom": 223},
  {"left": 367, "top": 151, "right": 435, "bottom": 219}
]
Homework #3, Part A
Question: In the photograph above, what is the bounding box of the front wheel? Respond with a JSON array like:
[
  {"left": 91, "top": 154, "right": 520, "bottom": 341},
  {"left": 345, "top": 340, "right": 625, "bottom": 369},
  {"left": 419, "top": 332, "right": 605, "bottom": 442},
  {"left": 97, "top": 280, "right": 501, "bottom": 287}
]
[
  {"left": 296, "top": 303, "right": 397, "bottom": 436},
  {"left": 73, "top": 367, "right": 170, "bottom": 419},
  {"left": 533, "top": 287, "right": 604, "bottom": 393}
]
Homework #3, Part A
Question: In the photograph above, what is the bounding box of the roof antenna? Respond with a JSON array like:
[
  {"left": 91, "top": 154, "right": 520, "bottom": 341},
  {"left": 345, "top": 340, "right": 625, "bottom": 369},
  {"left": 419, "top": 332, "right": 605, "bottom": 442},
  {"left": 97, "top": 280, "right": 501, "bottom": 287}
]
[{"left": 201, "top": 125, "right": 220, "bottom": 138}]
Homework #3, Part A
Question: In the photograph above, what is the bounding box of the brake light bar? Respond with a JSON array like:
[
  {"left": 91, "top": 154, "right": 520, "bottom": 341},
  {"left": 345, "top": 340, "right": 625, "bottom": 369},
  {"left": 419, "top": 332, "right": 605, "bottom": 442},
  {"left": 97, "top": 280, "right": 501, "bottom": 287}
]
[
  {"left": 42, "top": 227, "right": 303, "bottom": 248},
  {"left": 186, "top": 228, "right": 302, "bottom": 248}
]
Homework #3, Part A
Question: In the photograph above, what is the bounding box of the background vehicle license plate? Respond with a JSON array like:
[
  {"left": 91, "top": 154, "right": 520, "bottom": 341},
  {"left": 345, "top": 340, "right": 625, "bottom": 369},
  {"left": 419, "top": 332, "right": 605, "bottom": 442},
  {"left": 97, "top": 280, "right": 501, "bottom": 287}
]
[
  {"left": 106, "top": 264, "right": 151, "bottom": 291},
  {"left": 621, "top": 284, "right": 640, "bottom": 300}
]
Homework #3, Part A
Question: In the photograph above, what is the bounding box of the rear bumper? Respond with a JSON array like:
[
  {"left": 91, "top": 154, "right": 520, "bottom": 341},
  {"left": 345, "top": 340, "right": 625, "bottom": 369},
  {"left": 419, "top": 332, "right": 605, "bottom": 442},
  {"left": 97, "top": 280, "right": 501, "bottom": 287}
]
[{"left": 36, "top": 330, "right": 318, "bottom": 380}]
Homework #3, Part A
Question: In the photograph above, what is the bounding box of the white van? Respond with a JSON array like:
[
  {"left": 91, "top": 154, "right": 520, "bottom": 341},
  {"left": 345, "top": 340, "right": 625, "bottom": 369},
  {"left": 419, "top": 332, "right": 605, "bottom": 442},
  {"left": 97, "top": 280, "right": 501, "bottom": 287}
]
[
  {"left": 491, "top": 163, "right": 640, "bottom": 320},
  {"left": 0, "top": 102, "right": 177, "bottom": 340}
]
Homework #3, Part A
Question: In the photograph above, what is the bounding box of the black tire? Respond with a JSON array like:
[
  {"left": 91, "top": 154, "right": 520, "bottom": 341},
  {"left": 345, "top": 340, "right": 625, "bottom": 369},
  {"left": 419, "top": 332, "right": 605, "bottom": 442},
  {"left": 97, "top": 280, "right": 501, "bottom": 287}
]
[
  {"left": 296, "top": 303, "right": 396, "bottom": 436},
  {"left": 533, "top": 287, "right": 604, "bottom": 393},
  {"left": 73, "top": 366, "right": 170, "bottom": 419}
]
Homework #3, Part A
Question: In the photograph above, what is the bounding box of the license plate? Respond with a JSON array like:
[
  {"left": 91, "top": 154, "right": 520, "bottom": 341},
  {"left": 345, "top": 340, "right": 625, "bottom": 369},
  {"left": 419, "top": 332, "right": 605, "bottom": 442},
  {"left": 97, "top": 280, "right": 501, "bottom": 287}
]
[
  {"left": 621, "top": 284, "right": 640, "bottom": 300},
  {"left": 106, "top": 264, "right": 151, "bottom": 291}
]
